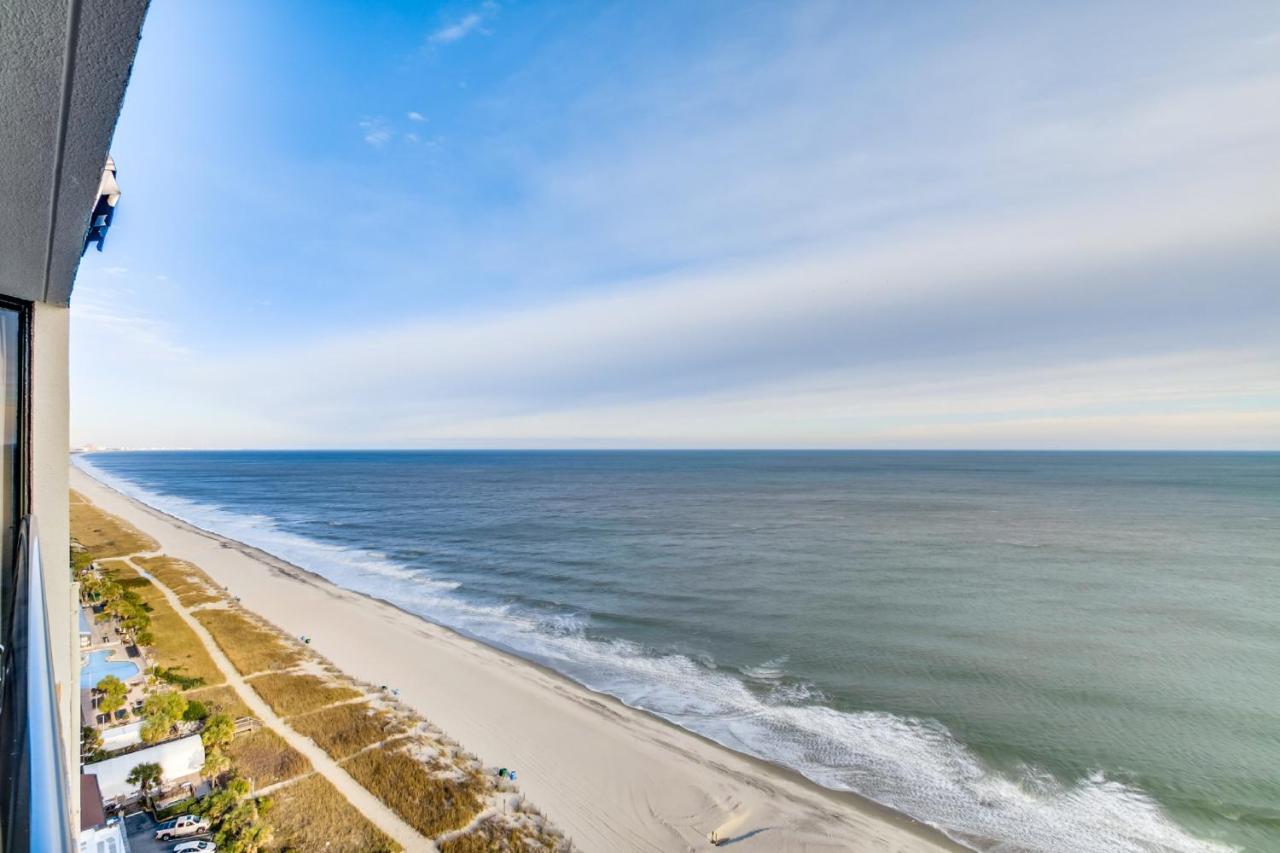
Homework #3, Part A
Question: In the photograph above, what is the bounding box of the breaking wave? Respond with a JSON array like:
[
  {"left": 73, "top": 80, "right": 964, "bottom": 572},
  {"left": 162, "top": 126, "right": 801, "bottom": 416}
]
[{"left": 75, "top": 455, "right": 1234, "bottom": 853}]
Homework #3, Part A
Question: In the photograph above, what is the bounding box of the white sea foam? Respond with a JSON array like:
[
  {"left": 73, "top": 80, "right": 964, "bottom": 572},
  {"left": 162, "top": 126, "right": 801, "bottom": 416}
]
[{"left": 74, "top": 456, "right": 1236, "bottom": 853}]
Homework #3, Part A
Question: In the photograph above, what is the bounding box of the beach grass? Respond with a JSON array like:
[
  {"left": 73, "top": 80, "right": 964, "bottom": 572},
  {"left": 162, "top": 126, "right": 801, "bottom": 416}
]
[
  {"left": 192, "top": 609, "right": 302, "bottom": 675},
  {"left": 266, "top": 774, "right": 400, "bottom": 852},
  {"left": 438, "top": 818, "right": 535, "bottom": 853},
  {"left": 72, "top": 489, "right": 566, "bottom": 849},
  {"left": 101, "top": 561, "right": 225, "bottom": 687},
  {"left": 136, "top": 555, "right": 225, "bottom": 607},
  {"left": 288, "top": 702, "right": 406, "bottom": 759},
  {"left": 225, "top": 727, "right": 311, "bottom": 788},
  {"left": 70, "top": 490, "right": 157, "bottom": 557},
  {"left": 184, "top": 685, "right": 251, "bottom": 718},
  {"left": 246, "top": 671, "right": 361, "bottom": 718},
  {"left": 342, "top": 738, "right": 485, "bottom": 838}
]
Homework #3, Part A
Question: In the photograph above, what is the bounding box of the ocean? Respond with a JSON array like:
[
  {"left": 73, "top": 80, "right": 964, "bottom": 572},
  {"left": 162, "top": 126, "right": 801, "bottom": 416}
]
[{"left": 75, "top": 450, "right": 1279, "bottom": 852}]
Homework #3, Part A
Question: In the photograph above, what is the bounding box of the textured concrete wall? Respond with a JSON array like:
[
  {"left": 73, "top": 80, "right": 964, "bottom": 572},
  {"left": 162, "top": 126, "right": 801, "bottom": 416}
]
[
  {"left": 0, "top": 1, "right": 68, "bottom": 303},
  {"left": 0, "top": 0, "right": 148, "bottom": 305}
]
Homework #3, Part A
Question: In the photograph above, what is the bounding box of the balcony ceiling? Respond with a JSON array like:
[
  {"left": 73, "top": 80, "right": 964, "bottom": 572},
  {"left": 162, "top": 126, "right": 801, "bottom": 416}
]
[{"left": 0, "top": 0, "right": 147, "bottom": 306}]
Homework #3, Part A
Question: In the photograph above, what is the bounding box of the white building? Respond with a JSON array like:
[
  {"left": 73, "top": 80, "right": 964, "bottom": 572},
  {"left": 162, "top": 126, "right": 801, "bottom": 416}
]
[
  {"left": 75, "top": 822, "right": 127, "bottom": 853},
  {"left": 77, "top": 775, "right": 127, "bottom": 853},
  {"left": 82, "top": 734, "right": 205, "bottom": 805},
  {"left": 97, "top": 721, "right": 143, "bottom": 754}
]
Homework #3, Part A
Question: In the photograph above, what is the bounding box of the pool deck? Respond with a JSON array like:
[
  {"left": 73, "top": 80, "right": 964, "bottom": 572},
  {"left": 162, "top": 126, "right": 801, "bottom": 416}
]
[{"left": 80, "top": 604, "right": 151, "bottom": 728}]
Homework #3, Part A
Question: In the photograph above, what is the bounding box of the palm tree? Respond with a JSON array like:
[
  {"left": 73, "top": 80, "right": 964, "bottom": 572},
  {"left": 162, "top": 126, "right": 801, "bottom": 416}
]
[
  {"left": 201, "top": 749, "right": 231, "bottom": 786},
  {"left": 200, "top": 713, "right": 236, "bottom": 751},
  {"left": 80, "top": 726, "right": 103, "bottom": 760},
  {"left": 126, "top": 762, "right": 163, "bottom": 811},
  {"left": 95, "top": 674, "right": 129, "bottom": 715}
]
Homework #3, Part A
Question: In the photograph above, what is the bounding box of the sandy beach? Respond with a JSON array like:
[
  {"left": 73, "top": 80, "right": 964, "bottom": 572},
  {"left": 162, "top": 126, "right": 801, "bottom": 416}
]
[{"left": 71, "top": 464, "right": 961, "bottom": 853}]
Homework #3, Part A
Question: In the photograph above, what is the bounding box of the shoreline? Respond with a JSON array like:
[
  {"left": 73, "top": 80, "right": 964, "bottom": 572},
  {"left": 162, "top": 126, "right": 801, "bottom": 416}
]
[{"left": 72, "top": 463, "right": 967, "bottom": 852}]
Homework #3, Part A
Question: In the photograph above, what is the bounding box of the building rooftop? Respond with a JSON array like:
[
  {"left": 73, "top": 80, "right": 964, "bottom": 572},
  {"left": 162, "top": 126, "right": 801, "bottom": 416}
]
[{"left": 77, "top": 775, "right": 104, "bottom": 832}]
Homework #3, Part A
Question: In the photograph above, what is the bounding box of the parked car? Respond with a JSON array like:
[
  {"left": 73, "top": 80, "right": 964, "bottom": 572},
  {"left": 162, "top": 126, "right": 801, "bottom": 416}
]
[
  {"left": 173, "top": 842, "right": 216, "bottom": 853},
  {"left": 154, "top": 815, "right": 210, "bottom": 841}
]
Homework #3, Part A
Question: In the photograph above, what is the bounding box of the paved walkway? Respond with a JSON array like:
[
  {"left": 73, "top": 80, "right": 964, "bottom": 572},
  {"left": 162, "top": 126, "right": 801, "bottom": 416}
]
[{"left": 121, "top": 553, "right": 432, "bottom": 852}]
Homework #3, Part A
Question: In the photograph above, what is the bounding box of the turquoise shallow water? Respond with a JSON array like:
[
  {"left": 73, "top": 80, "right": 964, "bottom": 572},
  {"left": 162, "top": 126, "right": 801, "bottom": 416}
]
[{"left": 78, "top": 451, "right": 1280, "bottom": 851}]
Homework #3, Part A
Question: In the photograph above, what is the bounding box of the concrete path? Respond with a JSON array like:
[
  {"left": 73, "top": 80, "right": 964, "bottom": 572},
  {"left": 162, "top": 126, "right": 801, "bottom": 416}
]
[{"left": 121, "top": 553, "right": 432, "bottom": 852}]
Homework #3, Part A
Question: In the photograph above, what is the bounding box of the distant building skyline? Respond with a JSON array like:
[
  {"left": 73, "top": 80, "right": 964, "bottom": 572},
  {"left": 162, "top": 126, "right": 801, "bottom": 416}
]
[{"left": 72, "top": 1, "right": 1280, "bottom": 449}]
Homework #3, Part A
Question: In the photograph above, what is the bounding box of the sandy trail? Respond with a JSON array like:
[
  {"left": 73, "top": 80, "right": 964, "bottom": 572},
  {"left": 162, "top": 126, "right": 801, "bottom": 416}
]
[
  {"left": 73, "top": 465, "right": 960, "bottom": 853},
  {"left": 120, "top": 552, "right": 432, "bottom": 851}
]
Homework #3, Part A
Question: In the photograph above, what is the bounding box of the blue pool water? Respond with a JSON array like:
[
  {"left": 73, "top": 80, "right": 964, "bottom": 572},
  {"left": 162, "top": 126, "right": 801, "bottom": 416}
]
[{"left": 81, "top": 650, "right": 140, "bottom": 689}]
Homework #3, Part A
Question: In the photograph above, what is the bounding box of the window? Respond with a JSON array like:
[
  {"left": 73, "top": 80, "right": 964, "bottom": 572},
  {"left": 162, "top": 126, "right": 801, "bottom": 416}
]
[{"left": 0, "top": 302, "right": 22, "bottom": 573}]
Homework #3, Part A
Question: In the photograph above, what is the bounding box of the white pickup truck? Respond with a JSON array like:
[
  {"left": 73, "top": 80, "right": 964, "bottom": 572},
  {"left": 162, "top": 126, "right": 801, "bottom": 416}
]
[{"left": 154, "top": 815, "right": 210, "bottom": 841}]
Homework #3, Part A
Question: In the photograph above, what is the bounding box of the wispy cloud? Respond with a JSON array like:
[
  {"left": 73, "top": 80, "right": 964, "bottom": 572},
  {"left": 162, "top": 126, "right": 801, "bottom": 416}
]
[
  {"left": 358, "top": 117, "right": 393, "bottom": 147},
  {"left": 428, "top": 3, "right": 496, "bottom": 45},
  {"left": 71, "top": 295, "right": 188, "bottom": 357},
  {"left": 72, "top": 1, "right": 1280, "bottom": 449},
  {"left": 429, "top": 13, "right": 482, "bottom": 44},
  {"left": 200, "top": 165, "right": 1278, "bottom": 447}
]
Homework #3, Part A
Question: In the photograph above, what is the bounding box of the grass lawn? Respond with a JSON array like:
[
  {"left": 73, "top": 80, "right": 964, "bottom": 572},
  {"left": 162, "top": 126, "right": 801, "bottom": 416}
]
[
  {"left": 192, "top": 609, "right": 302, "bottom": 675},
  {"left": 225, "top": 727, "right": 311, "bottom": 788},
  {"left": 342, "top": 739, "right": 485, "bottom": 838},
  {"left": 266, "top": 774, "right": 400, "bottom": 852},
  {"left": 71, "top": 491, "right": 157, "bottom": 557},
  {"left": 289, "top": 702, "right": 405, "bottom": 759},
  {"left": 246, "top": 671, "right": 361, "bottom": 718}
]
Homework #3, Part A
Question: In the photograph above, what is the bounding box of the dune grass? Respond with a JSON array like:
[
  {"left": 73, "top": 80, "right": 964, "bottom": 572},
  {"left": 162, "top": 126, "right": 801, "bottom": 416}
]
[
  {"left": 192, "top": 609, "right": 301, "bottom": 675},
  {"left": 289, "top": 702, "right": 406, "bottom": 759},
  {"left": 136, "top": 555, "right": 225, "bottom": 607},
  {"left": 246, "top": 671, "right": 361, "bottom": 718},
  {"left": 70, "top": 490, "right": 157, "bottom": 557},
  {"left": 438, "top": 818, "right": 536, "bottom": 853},
  {"left": 266, "top": 774, "right": 400, "bottom": 852},
  {"left": 184, "top": 685, "right": 251, "bottom": 718},
  {"left": 101, "top": 561, "right": 224, "bottom": 688},
  {"left": 342, "top": 738, "right": 485, "bottom": 838},
  {"left": 224, "top": 727, "right": 311, "bottom": 788}
]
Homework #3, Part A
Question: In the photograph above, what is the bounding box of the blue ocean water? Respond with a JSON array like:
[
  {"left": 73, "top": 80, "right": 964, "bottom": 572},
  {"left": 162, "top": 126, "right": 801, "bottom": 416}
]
[{"left": 76, "top": 451, "right": 1280, "bottom": 852}]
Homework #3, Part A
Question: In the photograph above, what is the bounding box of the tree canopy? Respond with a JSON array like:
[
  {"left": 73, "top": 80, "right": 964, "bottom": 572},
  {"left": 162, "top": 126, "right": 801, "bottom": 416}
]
[
  {"left": 141, "top": 690, "right": 189, "bottom": 743},
  {"left": 95, "top": 674, "right": 129, "bottom": 714}
]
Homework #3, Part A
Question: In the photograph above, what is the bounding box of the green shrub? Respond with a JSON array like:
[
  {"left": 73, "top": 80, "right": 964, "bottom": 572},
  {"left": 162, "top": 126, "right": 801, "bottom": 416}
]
[
  {"left": 157, "top": 666, "right": 207, "bottom": 690},
  {"left": 156, "top": 796, "right": 200, "bottom": 820}
]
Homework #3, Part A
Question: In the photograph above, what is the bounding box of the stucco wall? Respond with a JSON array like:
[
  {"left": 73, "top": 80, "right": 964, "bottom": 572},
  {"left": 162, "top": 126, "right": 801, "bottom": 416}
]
[{"left": 31, "top": 301, "right": 75, "bottom": 824}]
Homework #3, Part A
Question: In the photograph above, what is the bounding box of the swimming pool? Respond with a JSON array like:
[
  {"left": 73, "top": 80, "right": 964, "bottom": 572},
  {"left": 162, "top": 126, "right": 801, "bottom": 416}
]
[{"left": 81, "top": 650, "right": 140, "bottom": 689}]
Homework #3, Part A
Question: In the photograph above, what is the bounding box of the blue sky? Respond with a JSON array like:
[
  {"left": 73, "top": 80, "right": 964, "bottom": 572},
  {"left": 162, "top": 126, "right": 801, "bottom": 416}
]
[{"left": 71, "top": 1, "right": 1280, "bottom": 448}]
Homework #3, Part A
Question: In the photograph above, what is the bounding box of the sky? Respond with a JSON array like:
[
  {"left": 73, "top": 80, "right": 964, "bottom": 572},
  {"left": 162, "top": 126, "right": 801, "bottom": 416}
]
[{"left": 71, "top": 1, "right": 1280, "bottom": 449}]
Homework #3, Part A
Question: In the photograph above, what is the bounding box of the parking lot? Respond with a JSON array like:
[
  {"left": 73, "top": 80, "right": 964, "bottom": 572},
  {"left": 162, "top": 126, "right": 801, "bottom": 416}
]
[{"left": 124, "top": 812, "right": 213, "bottom": 853}]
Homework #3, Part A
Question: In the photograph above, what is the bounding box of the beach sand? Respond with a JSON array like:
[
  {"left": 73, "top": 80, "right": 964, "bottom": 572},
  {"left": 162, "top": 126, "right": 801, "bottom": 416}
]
[{"left": 72, "top": 465, "right": 962, "bottom": 853}]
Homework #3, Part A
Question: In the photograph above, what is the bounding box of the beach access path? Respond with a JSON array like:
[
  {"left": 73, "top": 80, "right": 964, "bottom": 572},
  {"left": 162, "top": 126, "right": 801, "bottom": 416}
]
[
  {"left": 115, "top": 549, "right": 433, "bottom": 852},
  {"left": 73, "top": 465, "right": 960, "bottom": 853}
]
